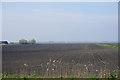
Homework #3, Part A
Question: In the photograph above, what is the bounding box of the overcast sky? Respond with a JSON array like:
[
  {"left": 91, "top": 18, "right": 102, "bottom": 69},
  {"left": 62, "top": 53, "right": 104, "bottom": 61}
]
[{"left": 2, "top": 2, "right": 118, "bottom": 42}]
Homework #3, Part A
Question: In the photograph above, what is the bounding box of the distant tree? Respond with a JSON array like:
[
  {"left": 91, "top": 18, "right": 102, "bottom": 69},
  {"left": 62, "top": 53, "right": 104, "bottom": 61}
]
[
  {"left": 19, "top": 39, "right": 28, "bottom": 44},
  {"left": 9, "top": 42, "right": 16, "bottom": 45},
  {"left": 29, "top": 39, "right": 36, "bottom": 44}
]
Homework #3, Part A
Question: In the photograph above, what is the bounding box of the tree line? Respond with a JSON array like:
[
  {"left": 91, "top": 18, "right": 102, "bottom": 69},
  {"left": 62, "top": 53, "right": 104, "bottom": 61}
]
[{"left": 10, "top": 39, "right": 36, "bottom": 45}]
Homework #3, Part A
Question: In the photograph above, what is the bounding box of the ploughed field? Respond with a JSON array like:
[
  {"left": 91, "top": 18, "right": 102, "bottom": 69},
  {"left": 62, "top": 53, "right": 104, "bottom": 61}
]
[{"left": 2, "top": 43, "right": 118, "bottom": 77}]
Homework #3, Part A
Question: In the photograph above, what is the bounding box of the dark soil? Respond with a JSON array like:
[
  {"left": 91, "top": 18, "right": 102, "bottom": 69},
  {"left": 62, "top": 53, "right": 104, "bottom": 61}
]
[{"left": 2, "top": 43, "right": 118, "bottom": 77}]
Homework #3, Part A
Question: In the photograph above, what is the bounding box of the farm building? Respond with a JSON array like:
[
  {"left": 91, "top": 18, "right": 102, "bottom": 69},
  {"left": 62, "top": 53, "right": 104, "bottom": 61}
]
[{"left": 0, "top": 41, "right": 8, "bottom": 45}]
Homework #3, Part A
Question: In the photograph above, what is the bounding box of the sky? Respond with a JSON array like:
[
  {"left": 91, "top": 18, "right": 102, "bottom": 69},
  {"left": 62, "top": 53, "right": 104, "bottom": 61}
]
[{"left": 2, "top": 2, "right": 118, "bottom": 42}]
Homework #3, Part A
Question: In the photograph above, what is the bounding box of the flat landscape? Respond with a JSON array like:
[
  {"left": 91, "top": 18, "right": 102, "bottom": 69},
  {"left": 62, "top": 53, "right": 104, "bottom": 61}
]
[{"left": 2, "top": 43, "right": 118, "bottom": 78}]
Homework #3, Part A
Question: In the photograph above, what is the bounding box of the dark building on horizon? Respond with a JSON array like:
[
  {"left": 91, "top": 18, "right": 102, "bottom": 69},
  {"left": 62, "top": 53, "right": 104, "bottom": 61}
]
[{"left": 0, "top": 41, "right": 8, "bottom": 45}]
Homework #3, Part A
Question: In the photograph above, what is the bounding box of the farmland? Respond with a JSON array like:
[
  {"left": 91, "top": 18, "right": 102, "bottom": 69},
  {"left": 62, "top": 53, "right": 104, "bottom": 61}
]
[{"left": 2, "top": 43, "right": 119, "bottom": 78}]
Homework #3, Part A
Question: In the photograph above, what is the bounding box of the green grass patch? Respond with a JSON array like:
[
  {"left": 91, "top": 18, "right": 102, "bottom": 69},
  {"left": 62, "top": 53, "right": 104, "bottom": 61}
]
[{"left": 96, "top": 44, "right": 120, "bottom": 49}]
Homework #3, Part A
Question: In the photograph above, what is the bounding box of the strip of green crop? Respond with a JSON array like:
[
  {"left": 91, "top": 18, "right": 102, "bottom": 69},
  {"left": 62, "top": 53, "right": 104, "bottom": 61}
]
[{"left": 96, "top": 44, "right": 120, "bottom": 49}]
